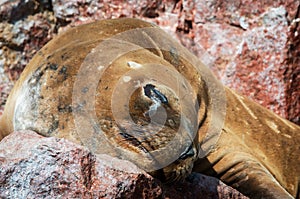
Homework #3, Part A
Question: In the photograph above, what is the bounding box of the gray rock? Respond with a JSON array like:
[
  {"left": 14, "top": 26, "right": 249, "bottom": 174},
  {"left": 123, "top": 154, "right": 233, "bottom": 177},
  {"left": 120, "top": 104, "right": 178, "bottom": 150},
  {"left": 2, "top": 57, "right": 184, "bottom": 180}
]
[
  {"left": 0, "top": 130, "right": 249, "bottom": 198},
  {"left": 0, "top": 130, "right": 162, "bottom": 198},
  {"left": 0, "top": 0, "right": 299, "bottom": 124}
]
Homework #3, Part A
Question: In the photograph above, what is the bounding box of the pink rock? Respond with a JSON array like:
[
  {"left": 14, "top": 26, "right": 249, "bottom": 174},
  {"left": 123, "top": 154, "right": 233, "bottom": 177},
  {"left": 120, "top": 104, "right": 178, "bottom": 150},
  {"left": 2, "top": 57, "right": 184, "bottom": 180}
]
[
  {"left": 185, "top": 2, "right": 300, "bottom": 125},
  {"left": 0, "top": 130, "right": 162, "bottom": 198},
  {"left": 0, "top": 130, "right": 248, "bottom": 198},
  {"left": 0, "top": 0, "right": 299, "bottom": 124},
  {"left": 284, "top": 10, "right": 300, "bottom": 124},
  {"left": 163, "top": 173, "right": 249, "bottom": 199}
]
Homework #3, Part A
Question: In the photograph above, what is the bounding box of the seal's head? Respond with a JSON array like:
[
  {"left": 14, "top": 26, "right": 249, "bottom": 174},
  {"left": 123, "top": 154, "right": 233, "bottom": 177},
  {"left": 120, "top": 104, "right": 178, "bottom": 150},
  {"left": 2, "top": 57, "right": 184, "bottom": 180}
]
[
  {"left": 121, "top": 83, "right": 199, "bottom": 182},
  {"left": 68, "top": 21, "right": 211, "bottom": 182},
  {"left": 73, "top": 47, "right": 203, "bottom": 182}
]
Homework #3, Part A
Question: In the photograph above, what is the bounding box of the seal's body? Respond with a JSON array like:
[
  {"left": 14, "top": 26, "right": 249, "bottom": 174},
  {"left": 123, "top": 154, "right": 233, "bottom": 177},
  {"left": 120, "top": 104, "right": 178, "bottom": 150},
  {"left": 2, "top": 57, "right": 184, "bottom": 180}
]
[
  {"left": 0, "top": 18, "right": 299, "bottom": 199},
  {"left": 194, "top": 87, "right": 299, "bottom": 198}
]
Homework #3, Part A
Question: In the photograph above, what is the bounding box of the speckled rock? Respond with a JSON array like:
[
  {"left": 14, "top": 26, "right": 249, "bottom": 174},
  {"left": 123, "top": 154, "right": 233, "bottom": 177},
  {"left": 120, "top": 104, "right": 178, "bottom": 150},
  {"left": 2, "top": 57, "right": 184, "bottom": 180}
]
[
  {"left": 0, "top": 130, "right": 163, "bottom": 199},
  {"left": 0, "top": 130, "right": 249, "bottom": 199},
  {"left": 163, "top": 173, "right": 249, "bottom": 199},
  {"left": 0, "top": 2, "right": 298, "bottom": 197},
  {"left": 0, "top": 11, "right": 56, "bottom": 80},
  {"left": 0, "top": 69, "right": 12, "bottom": 116},
  {"left": 0, "top": 1, "right": 56, "bottom": 114},
  {"left": 0, "top": 0, "right": 51, "bottom": 22},
  {"left": 189, "top": 1, "right": 300, "bottom": 124},
  {"left": 0, "top": 0, "right": 299, "bottom": 124},
  {"left": 284, "top": 11, "right": 300, "bottom": 125}
]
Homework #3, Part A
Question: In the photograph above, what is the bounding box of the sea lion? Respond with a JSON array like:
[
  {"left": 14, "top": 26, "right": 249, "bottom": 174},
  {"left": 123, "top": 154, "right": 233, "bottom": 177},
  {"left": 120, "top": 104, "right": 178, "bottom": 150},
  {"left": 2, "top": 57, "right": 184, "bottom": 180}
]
[{"left": 0, "top": 18, "right": 299, "bottom": 199}]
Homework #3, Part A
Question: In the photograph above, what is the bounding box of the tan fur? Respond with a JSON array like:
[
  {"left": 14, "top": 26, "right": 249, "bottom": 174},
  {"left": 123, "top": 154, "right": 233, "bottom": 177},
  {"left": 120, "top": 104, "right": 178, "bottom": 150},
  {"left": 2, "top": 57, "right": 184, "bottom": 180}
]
[
  {"left": 194, "top": 88, "right": 299, "bottom": 198},
  {"left": 0, "top": 18, "right": 299, "bottom": 199}
]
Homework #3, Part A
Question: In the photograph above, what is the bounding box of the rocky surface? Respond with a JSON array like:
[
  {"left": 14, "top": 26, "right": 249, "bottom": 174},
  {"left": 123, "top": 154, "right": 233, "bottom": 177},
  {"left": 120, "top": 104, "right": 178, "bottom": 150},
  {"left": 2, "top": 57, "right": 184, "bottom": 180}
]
[
  {"left": 0, "top": 0, "right": 299, "bottom": 124},
  {"left": 0, "top": 1, "right": 298, "bottom": 198},
  {"left": 0, "top": 130, "right": 248, "bottom": 199}
]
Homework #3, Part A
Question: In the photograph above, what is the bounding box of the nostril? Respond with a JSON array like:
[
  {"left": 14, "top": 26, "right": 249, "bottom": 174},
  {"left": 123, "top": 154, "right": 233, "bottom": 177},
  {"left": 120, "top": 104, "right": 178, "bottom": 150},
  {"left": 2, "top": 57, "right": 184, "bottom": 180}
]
[{"left": 179, "top": 144, "right": 195, "bottom": 160}]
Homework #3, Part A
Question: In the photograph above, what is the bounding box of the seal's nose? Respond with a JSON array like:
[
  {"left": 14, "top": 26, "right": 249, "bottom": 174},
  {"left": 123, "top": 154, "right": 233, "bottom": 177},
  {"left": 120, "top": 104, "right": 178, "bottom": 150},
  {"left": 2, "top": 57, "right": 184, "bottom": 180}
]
[{"left": 178, "top": 144, "right": 195, "bottom": 160}]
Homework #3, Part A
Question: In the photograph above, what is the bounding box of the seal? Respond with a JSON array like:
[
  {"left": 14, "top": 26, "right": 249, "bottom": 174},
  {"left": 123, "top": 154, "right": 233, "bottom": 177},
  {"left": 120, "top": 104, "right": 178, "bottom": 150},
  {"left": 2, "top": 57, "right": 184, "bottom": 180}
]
[{"left": 0, "top": 18, "right": 299, "bottom": 199}]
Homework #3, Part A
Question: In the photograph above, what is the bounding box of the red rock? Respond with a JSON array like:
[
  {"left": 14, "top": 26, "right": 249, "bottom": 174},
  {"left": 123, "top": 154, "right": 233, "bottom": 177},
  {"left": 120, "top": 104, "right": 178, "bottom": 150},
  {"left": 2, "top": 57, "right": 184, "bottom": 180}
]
[
  {"left": 178, "top": 1, "right": 300, "bottom": 124},
  {"left": 0, "top": 11, "right": 56, "bottom": 80},
  {"left": 0, "top": 2, "right": 297, "bottom": 196},
  {"left": 163, "top": 173, "right": 249, "bottom": 199},
  {"left": 0, "top": 0, "right": 299, "bottom": 124},
  {"left": 284, "top": 11, "right": 300, "bottom": 125},
  {"left": 0, "top": 130, "right": 248, "bottom": 198},
  {"left": 0, "top": 130, "right": 162, "bottom": 198},
  {"left": 0, "top": 2, "right": 56, "bottom": 114},
  {"left": 0, "top": 0, "right": 50, "bottom": 22}
]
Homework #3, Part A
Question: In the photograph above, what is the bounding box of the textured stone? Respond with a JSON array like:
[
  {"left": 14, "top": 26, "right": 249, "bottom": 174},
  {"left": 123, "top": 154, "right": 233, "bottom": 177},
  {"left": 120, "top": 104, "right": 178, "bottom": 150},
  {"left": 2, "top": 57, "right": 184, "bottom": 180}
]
[
  {"left": 188, "top": 2, "right": 300, "bottom": 124},
  {"left": 0, "top": 0, "right": 299, "bottom": 124},
  {"left": 0, "top": 0, "right": 51, "bottom": 22},
  {"left": 0, "top": 130, "right": 249, "bottom": 198},
  {"left": 0, "top": 1, "right": 298, "bottom": 197},
  {"left": 163, "top": 173, "right": 249, "bottom": 199},
  {"left": 0, "top": 130, "right": 162, "bottom": 198},
  {"left": 0, "top": 11, "right": 56, "bottom": 79},
  {"left": 284, "top": 11, "right": 300, "bottom": 125},
  {"left": 0, "top": 1, "right": 56, "bottom": 114}
]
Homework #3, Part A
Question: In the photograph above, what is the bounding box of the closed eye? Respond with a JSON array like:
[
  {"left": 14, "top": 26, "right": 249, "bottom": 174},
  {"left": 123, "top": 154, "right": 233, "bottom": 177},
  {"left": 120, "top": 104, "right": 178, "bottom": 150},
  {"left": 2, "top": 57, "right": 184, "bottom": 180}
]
[
  {"left": 178, "top": 144, "right": 195, "bottom": 160},
  {"left": 143, "top": 84, "right": 168, "bottom": 104}
]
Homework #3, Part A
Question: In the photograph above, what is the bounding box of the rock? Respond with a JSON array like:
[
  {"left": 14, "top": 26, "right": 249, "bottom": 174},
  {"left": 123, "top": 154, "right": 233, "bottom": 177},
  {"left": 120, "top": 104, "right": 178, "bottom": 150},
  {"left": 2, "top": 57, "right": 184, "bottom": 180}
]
[
  {"left": 0, "top": 1, "right": 297, "bottom": 197},
  {"left": 0, "top": 1, "right": 56, "bottom": 115},
  {"left": 284, "top": 11, "right": 300, "bottom": 125},
  {"left": 0, "top": 11, "right": 56, "bottom": 80},
  {"left": 0, "top": 74, "right": 12, "bottom": 116},
  {"left": 0, "top": 130, "right": 162, "bottom": 198},
  {"left": 185, "top": 1, "right": 300, "bottom": 124},
  {"left": 0, "top": 0, "right": 51, "bottom": 23},
  {"left": 163, "top": 173, "right": 249, "bottom": 199},
  {"left": 0, "top": 130, "right": 249, "bottom": 198},
  {"left": 0, "top": 0, "right": 299, "bottom": 124}
]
